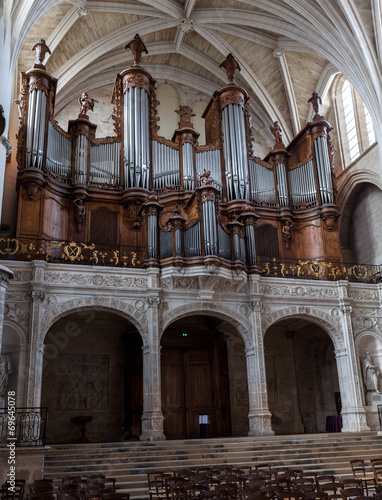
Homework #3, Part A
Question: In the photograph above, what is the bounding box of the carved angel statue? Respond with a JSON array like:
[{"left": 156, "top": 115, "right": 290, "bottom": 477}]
[
  {"left": 32, "top": 39, "right": 51, "bottom": 66},
  {"left": 125, "top": 34, "right": 148, "bottom": 66},
  {"left": 73, "top": 199, "right": 86, "bottom": 232},
  {"left": 270, "top": 121, "right": 284, "bottom": 145},
  {"left": 78, "top": 92, "right": 98, "bottom": 116},
  {"left": 200, "top": 169, "right": 213, "bottom": 186},
  {"left": 219, "top": 53, "right": 241, "bottom": 83}
]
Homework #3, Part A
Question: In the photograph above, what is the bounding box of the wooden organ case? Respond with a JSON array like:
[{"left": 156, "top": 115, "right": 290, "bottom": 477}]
[{"left": 14, "top": 36, "right": 342, "bottom": 271}]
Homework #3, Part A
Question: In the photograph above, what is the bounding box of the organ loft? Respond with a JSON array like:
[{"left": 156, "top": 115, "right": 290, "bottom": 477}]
[{"left": 11, "top": 35, "right": 347, "bottom": 277}]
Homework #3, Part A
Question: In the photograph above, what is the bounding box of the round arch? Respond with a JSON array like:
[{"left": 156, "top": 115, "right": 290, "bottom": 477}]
[
  {"left": 41, "top": 297, "right": 148, "bottom": 345},
  {"left": 262, "top": 306, "right": 343, "bottom": 350},
  {"left": 160, "top": 302, "right": 253, "bottom": 348}
]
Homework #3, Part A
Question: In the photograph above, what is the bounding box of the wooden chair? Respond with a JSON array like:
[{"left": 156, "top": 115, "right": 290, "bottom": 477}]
[
  {"left": 100, "top": 495, "right": 130, "bottom": 500},
  {"left": 339, "top": 487, "right": 364, "bottom": 500},
  {"left": 0, "top": 488, "right": 16, "bottom": 500},
  {"left": 29, "top": 479, "right": 54, "bottom": 494},
  {"left": 2, "top": 480, "right": 25, "bottom": 500},
  {"left": 316, "top": 475, "right": 336, "bottom": 491},
  {"left": 350, "top": 460, "right": 375, "bottom": 495},
  {"left": 371, "top": 459, "right": 382, "bottom": 487},
  {"left": 147, "top": 471, "right": 172, "bottom": 500}
]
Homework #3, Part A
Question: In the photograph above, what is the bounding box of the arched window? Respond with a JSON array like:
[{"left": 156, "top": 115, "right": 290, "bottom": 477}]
[
  {"left": 333, "top": 76, "right": 376, "bottom": 169},
  {"left": 342, "top": 80, "right": 360, "bottom": 163}
]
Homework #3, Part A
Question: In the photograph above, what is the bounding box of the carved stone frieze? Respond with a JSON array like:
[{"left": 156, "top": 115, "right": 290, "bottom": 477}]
[
  {"left": 44, "top": 271, "right": 147, "bottom": 288},
  {"left": 348, "top": 289, "right": 379, "bottom": 301},
  {"left": 260, "top": 284, "right": 338, "bottom": 298}
]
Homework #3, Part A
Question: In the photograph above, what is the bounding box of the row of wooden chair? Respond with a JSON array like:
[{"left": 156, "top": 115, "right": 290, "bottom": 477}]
[
  {"left": 147, "top": 461, "right": 382, "bottom": 500},
  {"left": 0, "top": 476, "right": 128, "bottom": 500}
]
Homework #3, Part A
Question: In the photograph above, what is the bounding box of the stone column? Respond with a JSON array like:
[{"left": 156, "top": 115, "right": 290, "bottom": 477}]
[
  {"left": 246, "top": 276, "right": 274, "bottom": 435},
  {"left": 336, "top": 282, "right": 369, "bottom": 432},
  {"left": 140, "top": 268, "right": 165, "bottom": 440},
  {"left": 25, "top": 261, "right": 46, "bottom": 408},
  {"left": 0, "top": 265, "right": 14, "bottom": 353}
]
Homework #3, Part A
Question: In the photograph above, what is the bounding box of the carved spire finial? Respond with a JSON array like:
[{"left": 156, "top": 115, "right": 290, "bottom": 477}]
[
  {"left": 32, "top": 39, "right": 51, "bottom": 67},
  {"left": 308, "top": 91, "right": 323, "bottom": 119},
  {"left": 175, "top": 105, "right": 195, "bottom": 129},
  {"left": 219, "top": 53, "right": 241, "bottom": 84},
  {"left": 125, "top": 34, "right": 148, "bottom": 67}
]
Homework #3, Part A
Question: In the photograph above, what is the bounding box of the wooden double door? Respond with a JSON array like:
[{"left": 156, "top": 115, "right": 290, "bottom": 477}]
[{"left": 161, "top": 330, "right": 231, "bottom": 439}]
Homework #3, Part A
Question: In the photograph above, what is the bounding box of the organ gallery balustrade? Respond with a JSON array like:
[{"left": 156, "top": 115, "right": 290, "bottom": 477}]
[{"left": 13, "top": 35, "right": 343, "bottom": 273}]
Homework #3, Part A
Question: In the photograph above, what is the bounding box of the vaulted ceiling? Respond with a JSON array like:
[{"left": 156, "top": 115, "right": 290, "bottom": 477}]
[{"left": 9, "top": 0, "right": 382, "bottom": 146}]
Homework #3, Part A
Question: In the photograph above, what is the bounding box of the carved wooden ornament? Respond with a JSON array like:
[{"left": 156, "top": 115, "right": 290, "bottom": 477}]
[
  {"left": 32, "top": 39, "right": 51, "bottom": 66},
  {"left": 125, "top": 34, "right": 148, "bottom": 66},
  {"left": 219, "top": 53, "right": 241, "bottom": 83}
]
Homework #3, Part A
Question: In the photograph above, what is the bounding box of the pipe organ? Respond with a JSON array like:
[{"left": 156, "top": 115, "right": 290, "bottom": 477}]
[{"left": 14, "top": 36, "right": 342, "bottom": 270}]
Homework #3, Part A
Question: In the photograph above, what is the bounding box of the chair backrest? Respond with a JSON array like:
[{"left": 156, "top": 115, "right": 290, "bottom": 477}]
[
  {"left": 30, "top": 479, "right": 54, "bottom": 493},
  {"left": 340, "top": 487, "right": 364, "bottom": 500},
  {"left": 350, "top": 460, "right": 367, "bottom": 479}
]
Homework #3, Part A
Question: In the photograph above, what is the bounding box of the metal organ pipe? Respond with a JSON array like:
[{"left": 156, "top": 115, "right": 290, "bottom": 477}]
[
  {"left": 75, "top": 135, "right": 88, "bottom": 184},
  {"left": 249, "top": 160, "right": 276, "bottom": 204},
  {"left": 26, "top": 90, "right": 47, "bottom": 168},
  {"left": 196, "top": 150, "right": 222, "bottom": 192},
  {"left": 275, "top": 163, "right": 288, "bottom": 207},
  {"left": 46, "top": 122, "right": 72, "bottom": 178},
  {"left": 288, "top": 161, "right": 317, "bottom": 206},
  {"left": 182, "top": 142, "right": 194, "bottom": 190},
  {"left": 202, "top": 199, "right": 217, "bottom": 256},
  {"left": 123, "top": 87, "right": 150, "bottom": 189},
  {"left": 90, "top": 142, "right": 121, "bottom": 184},
  {"left": 222, "top": 104, "right": 249, "bottom": 201},
  {"left": 184, "top": 223, "right": 201, "bottom": 257},
  {"left": 314, "top": 136, "right": 333, "bottom": 204},
  {"left": 148, "top": 213, "right": 158, "bottom": 259}
]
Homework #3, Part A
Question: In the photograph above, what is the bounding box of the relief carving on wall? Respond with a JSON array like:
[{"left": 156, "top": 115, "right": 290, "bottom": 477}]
[{"left": 57, "top": 354, "right": 109, "bottom": 411}]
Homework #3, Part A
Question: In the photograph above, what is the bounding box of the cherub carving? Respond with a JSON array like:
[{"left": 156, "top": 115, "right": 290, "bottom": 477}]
[
  {"left": 201, "top": 169, "right": 213, "bottom": 186},
  {"left": 78, "top": 92, "right": 98, "bottom": 116},
  {"left": 282, "top": 220, "right": 294, "bottom": 250}
]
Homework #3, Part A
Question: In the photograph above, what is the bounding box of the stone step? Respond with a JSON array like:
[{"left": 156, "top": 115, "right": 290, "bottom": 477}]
[{"left": 43, "top": 433, "right": 382, "bottom": 500}]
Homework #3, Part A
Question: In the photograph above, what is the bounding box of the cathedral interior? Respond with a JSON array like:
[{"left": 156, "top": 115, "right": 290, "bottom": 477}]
[{"left": 0, "top": 0, "right": 382, "bottom": 482}]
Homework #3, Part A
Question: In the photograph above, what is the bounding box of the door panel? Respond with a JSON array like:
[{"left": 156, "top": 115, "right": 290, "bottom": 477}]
[{"left": 161, "top": 331, "right": 231, "bottom": 439}]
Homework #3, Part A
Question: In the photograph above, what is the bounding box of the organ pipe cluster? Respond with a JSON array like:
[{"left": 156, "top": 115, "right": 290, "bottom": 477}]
[{"left": 15, "top": 36, "right": 342, "bottom": 271}]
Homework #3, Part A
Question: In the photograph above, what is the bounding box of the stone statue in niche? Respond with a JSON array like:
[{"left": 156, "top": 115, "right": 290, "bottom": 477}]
[
  {"left": 362, "top": 352, "right": 380, "bottom": 394},
  {"left": 0, "top": 353, "right": 12, "bottom": 398},
  {"left": 78, "top": 92, "right": 98, "bottom": 117}
]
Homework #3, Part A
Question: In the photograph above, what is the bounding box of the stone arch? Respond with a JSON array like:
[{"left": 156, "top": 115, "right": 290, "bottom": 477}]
[
  {"left": 41, "top": 296, "right": 148, "bottom": 344},
  {"left": 161, "top": 301, "right": 253, "bottom": 347},
  {"left": 2, "top": 319, "right": 28, "bottom": 345},
  {"left": 262, "top": 306, "right": 343, "bottom": 350}
]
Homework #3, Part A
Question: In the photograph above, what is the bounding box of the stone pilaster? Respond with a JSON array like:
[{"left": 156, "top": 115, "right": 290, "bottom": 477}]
[
  {"left": 0, "top": 265, "right": 14, "bottom": 355},
  {"left": 140, "top": 268, "right": 165, "bottom": 441},
  {"left": 336, "top": 281, "right": 369, "bottom": 432},
  {"left": 25, "top": 261, "right": 46, "bottom": 408},
  {"left": 247, "top": 276, "right": 274, "bottom": 435}
]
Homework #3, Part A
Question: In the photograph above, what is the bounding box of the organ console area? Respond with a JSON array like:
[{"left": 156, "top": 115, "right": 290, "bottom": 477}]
[{"left": 13, "top": 35, "right": 342, "bottom": 271}]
